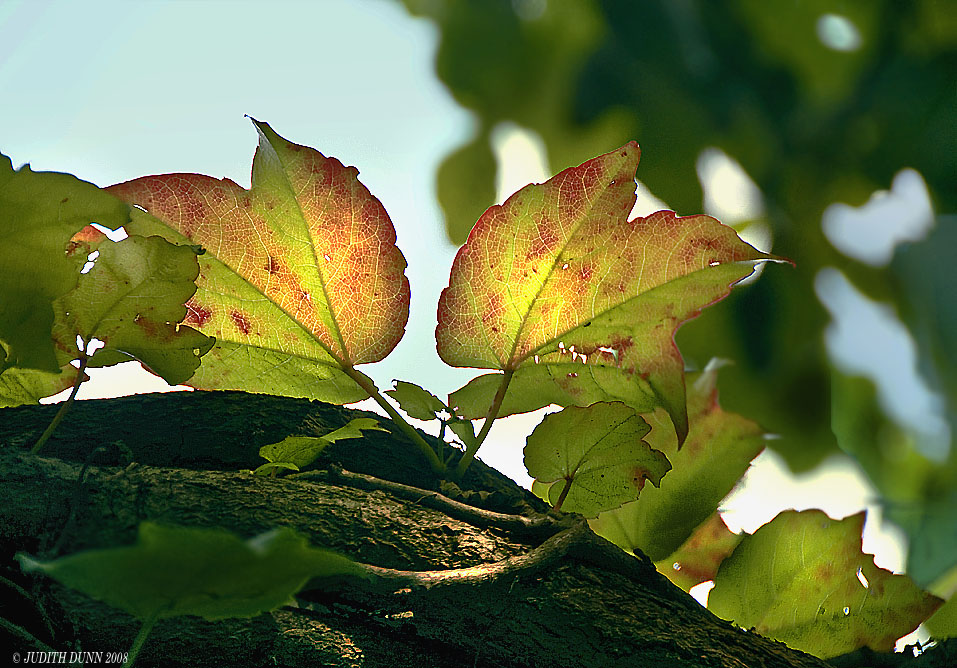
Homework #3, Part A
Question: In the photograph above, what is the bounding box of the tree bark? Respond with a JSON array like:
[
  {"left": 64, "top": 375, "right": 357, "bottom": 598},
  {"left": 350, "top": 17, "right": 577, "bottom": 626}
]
[{"left": 0, "top": 390, "right": 840, "bottom": 667}]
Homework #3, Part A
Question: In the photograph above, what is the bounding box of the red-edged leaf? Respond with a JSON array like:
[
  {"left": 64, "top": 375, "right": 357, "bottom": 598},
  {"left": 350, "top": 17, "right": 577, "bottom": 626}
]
[
  {"left": 653, "top": 513, "right": 743, "bottom": 593},
  {"left": 437, "top": 143, "right": 780, "bottom": 441},
  {"left": 108, "top": 120, "right": 409, "bottom": 403}
]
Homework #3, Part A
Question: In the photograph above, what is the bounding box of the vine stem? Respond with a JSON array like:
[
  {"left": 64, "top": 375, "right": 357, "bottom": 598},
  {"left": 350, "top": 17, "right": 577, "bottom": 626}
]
[
  {"left": 343, "top": 366, "right": 446, "bottom": 475},
  {"left": 122, "top": 610, "right": 160, "bottom": 668},
  {"left": 455, "top": 369, "right": 514, "bottom": 478},
  {"left": 32, "top": 355, "right": 88, "bottom": 455}
]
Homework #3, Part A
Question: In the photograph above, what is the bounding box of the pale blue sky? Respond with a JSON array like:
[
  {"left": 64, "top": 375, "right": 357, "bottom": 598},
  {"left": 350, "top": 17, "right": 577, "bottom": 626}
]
[{"left": 1, "top": 0, "right": 480, "bottom": 398}]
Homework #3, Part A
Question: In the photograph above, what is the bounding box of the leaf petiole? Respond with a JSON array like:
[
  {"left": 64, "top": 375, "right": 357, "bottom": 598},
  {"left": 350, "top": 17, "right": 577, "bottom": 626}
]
[
  {"left": 454, "top": 369, "right": 514, "bottom": 477},
  {"left": 32, "top": 354, "right": 88, "bottom": 455},
  {"left": 343, "top": 367, "right": 446, "bottom": 475}
]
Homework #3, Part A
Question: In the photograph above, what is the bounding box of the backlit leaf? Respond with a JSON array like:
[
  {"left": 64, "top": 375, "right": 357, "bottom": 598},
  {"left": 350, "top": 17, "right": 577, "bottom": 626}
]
[
  {"left": 385, "top": 380, "right": 447, "bottom": 421},
  {"left": 589, "top": 361, "right": 766, "bottom": 560},
  {"left": 17, "top": 522, "right": 365, "bottom": 621},
  {"left": 0, "top": 154, "right": 130, "bottom": 373},
  {"left": 0, "top": 364, "right": 82, "bottom": 408},
  {"left": 51, "top": 235, "right": 214, "bottom": 385},
  {"left": 437, "top": 144, "right": 779, "bottom": 442},
  {"left": 652, "top": 513, "right": 743, "bottom": 593},
  {"left": 257, "top": 417, "right": 386, "bottom": 472},
  {"left": 108, "top": 119, "right": 410, "bottom": 403},
  {"left": 523, "top": 401, "right": 671, "bottom": 517},
  {"left": 708, "top": 510, "right": 943, "bottom": 658}
]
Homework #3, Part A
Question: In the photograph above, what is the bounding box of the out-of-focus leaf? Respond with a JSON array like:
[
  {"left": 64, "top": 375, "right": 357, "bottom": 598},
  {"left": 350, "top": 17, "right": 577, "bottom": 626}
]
[
  {"left": 925, "top": 564, "right": 957, "bottom": 639},
  {"left": 108, "top": 119, "right": 409, "bottom": 403},
  {"left": 51, "top": 235, "right": 214, "bottom": 385},
  {"left": 589, "top": 362, "right": 765, "bottom": 560},
  {"left": 258, "top": 418, "right": 386, "bottom": 473},
  {"left": 17, "top": 522, "right": 365, "bottom": 622},
  {"left": 0, "top": 154, "right": 130, "bottom": 373},
  {"left": 523, "top": 401, "right": 670, "bottom": 516},
  {"left": 653, "top": 512, "right": 743, "bottom": 593},
  {"left": 437, "top": 130, "right": 497, "bottom": 245},
  {"left": 438, "top": 143, "right": 779, "bottom": 443},
  {"left": 385, "top": 380, "right": 447, "bottom": 421},
  {"left": 709, "top": 510, "right": 943, "bottom": 659}
]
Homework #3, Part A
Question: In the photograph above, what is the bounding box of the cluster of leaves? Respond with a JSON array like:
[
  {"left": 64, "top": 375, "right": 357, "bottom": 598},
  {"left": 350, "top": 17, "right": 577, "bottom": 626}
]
[
  {"left": 403, "top": 0, "right": 957, "bottom": 600},
  {"left": 1, "top": 120, "right": 950, "bottom": 660}
]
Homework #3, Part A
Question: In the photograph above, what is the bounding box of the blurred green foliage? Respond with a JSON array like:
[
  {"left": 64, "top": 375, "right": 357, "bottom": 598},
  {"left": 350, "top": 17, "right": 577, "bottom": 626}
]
[{"left": 402, "top": 0, "right": 956, "bottom": 586}]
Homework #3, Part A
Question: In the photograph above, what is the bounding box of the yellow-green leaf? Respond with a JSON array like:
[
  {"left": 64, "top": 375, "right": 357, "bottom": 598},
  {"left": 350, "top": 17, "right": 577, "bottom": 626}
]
[
  {"left": 51, "top": 235, "right": 214, "bottom": 385},
  {"left": 108, "top": 119, "right": 409, "bottom": 403},
  {"left": 709, "top": 510, "right": 943, "bottom": 658},
  {"left": 0, "top": 154, "right": 130, "bottom": 373},
  {"left": 523, "top": 401, "right": 671, "bottom": 517},
  {"left": 437, "top": 143, "right": 779, "bottom": 442}
]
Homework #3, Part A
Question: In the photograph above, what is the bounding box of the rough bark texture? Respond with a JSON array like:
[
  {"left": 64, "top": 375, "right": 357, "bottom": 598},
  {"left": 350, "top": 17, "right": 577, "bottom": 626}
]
[{"left": 0, "top": 391, "right": 937, "bottom": 667}]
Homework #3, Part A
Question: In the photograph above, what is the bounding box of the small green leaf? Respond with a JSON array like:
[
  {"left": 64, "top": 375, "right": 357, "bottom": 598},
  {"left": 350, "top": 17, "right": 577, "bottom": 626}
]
[
  {"left": 259, "top": 418, "right": 386, "bottom": 472},
  {"left": 0, "top": 155, "right": 130, "bottom": 373},
  {"left": 708, "top": 510, "right": 943, "bottom": 658},
  {"left": 385, "top": 380, "right": 447, "bottom": 421},
  {"left": 447, "top": 418, "right": 476, "bottom": 448},
  {"left": 523, "top": 401, "right": 671, "bottom": 517},
  {"left": 51, "top": 235, "right": 215, "bottom": 385},
  {"left": 17, "top": 522, "right": 365, "bottom": 622},
  {"left": 589, "top": 362, "right": 766, "bottom": 560},
  {"left": 251, "top": 462, "right": 301, "bottom": 476}
]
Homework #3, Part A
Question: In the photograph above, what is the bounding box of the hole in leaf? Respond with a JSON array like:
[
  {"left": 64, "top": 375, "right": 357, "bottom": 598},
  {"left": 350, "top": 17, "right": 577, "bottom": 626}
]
[{"left": 856, "top": 567, "right": 869, "bottom": 588}]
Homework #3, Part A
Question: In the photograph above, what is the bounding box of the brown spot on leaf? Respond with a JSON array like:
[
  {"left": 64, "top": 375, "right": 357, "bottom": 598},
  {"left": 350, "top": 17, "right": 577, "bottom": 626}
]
[
  {"left": 230, "top": 310, "right": 252, "bottom": 335},
  {"left": 185, "top": 300, "right": 212, "bottom": 327},
  {"left": 266, "top": 255, "right": 280, "bottom": 274}
]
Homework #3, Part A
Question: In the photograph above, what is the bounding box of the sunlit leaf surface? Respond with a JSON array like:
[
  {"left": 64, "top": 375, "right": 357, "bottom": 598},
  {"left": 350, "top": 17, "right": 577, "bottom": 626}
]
[
  {"left": 708, "top": 510, "right": 942, "bottom": 658},
  {"left": 438, "top": 144, "right": 777, "bottom": 442},
  {"left": 108, "top": 119, "right": 409, "bottom": 403},
  {"left": 523, "top": 401, "right": 670, "bottom": 516},
  {"left": 256, "top": 418, "right": 386, "bottom": 473}
]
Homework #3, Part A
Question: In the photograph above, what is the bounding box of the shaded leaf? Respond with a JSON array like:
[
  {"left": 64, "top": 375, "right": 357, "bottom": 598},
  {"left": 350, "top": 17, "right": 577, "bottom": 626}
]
[
  {"left": 0, "top": 154, "right": 130, "bottom": 373},
  {"left": 437, "top": 130, "right": 497, "bottom": 245},
  {"left": 51, "top": 235, "right": 214, "bottom": 385},
  {"left": 447, "top": 418, "right": 476, "bottom": 448},
  {"left": 385, "top": 380, "right": 447, "bottom": 421},
  {"left": 925, "top": 591, "right": 957, "bottom": 640},
  {"left": 251, "top": 462, "right": 300, "bottom": 476},
  {"left": 709, "top": 510, "right": 943, "bottom": 658},
  {"left": 437, "top": 143, "right": 779, "bottom": 442},
  {"left": 108, "top": 119, "right": 409, "bottom": 403},
  {"left": 589, "top": 361, "right": 766, "bottom": 560},
  {"left": 652, "top": 513, "right": 743, "bottom": 593},
  {"left": 523, "top": 401, "right": 670, "bottom": 516},
  {"left": 258, "top": 418, "right": 386, "bottom": 472},
  {"left": 17, "top": 522, "right": 365, "bottom": 622},
  {"left": 0, "top": 364, "right": 82, "bottom": 408}
]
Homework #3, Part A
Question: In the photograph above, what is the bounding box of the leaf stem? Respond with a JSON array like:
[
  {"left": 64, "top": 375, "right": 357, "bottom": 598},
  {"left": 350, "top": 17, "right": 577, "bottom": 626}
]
[
  {"left": 343, "top": 367, "right": 446, "bottom": 475},
  {"left": 32, "top": 355, "right": 88, "bottom": 455},
  {"left": 122, "top": 610, "right": 160, "bottom": 668},
  {"left": 455, "top": 369, "right": 514, "bottom": 478},
  {"left": 552, "top": 477, "right": 573, "bottom": 513}
]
